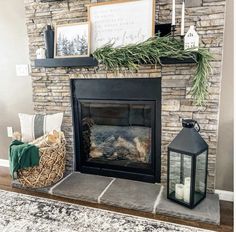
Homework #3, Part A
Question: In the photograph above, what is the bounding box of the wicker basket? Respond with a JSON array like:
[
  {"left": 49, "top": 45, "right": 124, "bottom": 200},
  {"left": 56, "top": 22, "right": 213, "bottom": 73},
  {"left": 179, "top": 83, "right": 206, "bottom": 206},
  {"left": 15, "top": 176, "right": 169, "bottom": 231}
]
[{"left": 18, "top": 132, "right": 66, "bottom": 188}]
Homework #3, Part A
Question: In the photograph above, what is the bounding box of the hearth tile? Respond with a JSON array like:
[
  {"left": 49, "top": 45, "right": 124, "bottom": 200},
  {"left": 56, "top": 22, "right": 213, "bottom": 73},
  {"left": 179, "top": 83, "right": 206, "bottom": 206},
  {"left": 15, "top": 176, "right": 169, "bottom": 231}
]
[
  {"left": 156, "top": 188, "right": 220, "bottom": 225},
  {"left": 50, "top": 172, "right": 114, "bottom": 203},
  {"left": 100, "top": 178, "right": 162, "bottom": 213}
]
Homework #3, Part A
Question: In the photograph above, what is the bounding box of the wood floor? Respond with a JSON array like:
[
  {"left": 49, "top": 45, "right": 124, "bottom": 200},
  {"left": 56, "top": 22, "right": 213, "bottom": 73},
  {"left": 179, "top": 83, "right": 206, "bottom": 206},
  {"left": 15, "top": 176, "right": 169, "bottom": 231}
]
[{"left": 0, "top": 166, "right": 233, "bottom": 232}]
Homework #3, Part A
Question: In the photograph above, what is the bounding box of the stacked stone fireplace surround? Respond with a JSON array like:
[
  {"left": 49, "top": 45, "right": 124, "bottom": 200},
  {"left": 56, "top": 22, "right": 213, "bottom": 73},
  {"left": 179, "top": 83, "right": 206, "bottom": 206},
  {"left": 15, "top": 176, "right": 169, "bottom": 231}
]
[{"left": 24, "top": 0, "right": 226, "bottom": 191}]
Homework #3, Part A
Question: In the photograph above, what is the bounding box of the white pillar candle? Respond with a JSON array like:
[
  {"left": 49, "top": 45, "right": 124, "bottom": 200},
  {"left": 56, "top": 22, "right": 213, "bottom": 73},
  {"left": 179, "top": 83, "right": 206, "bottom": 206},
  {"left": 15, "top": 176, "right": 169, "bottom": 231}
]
[
  {"left": 199, "top": 181, "right": 205, "bottom": 192},
  {"left": 172, "top": 0, "right": 176, "bottom": 26},
  {"left": 184, "top": 177, "right": 191, "bottom": 186},
  {"left": 184, "top": 183, "right": 190, "bottom": 203},
  {"left": 181, "top": 0, "right": 185, "bottom": 36},
  {"left": 175, "top": 184, "right": 184, "bottom": 200}
]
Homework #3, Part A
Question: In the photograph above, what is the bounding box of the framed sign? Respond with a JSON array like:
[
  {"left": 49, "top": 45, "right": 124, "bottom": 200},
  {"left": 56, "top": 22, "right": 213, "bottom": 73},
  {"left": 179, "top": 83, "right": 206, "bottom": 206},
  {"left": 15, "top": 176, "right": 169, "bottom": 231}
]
[
  {"left": 88, "top": 0, "right": 155, "bottom": 52},
  {"left": 54, "top": 22, "right": 90, "bottom": 58}
]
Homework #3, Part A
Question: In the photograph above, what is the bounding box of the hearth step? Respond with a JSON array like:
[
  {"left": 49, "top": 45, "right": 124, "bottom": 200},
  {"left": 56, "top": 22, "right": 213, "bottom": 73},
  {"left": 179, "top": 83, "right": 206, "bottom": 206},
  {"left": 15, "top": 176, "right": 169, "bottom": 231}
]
[
  {"left": 50, "top": 172, "right": 113, "bottom": 202},
  {"left": 46, "top": 172, "right": 220, "bottom": 225}
]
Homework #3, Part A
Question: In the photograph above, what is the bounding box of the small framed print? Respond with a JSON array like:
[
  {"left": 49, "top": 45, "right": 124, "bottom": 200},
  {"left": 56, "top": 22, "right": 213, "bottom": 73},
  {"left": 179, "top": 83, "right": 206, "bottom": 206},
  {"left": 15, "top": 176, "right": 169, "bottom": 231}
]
[{"left": 54, "top": 22, "right": 90, "bottom": 58}]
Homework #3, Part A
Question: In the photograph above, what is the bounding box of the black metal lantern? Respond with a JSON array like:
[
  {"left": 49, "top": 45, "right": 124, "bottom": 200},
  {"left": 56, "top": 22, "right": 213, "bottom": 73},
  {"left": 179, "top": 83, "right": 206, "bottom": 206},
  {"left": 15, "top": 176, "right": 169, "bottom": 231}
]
[{"left": 167, "top": 119, "right": 208, "bottom": 209}]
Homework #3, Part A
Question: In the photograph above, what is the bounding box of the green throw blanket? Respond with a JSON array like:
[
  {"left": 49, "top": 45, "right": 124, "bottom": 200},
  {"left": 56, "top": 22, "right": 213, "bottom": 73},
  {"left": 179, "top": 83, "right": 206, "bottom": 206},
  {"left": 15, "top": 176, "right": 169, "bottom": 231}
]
[{"left": 9, "top": 140, "right": 40, "bottom": 179}]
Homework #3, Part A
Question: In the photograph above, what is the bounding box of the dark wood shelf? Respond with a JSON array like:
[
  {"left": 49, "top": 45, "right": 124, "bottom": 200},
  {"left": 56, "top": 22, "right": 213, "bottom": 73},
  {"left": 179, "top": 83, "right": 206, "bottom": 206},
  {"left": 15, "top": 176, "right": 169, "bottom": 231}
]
[
  {"left": 35, "top": 57, "right": 98, "bottom": 68},
  {"left": 160, "top": 56, "right": 197, "bottom": 64},
  {"left": 34, "top": 56, "right": 197, "bottom": 68}
]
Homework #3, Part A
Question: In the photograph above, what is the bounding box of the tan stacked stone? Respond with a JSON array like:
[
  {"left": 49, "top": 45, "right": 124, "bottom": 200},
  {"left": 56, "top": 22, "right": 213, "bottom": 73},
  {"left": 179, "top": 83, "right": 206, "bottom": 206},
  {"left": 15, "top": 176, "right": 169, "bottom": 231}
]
[{"left": 24, "top": 0, "right": 226, "bottom": 191}]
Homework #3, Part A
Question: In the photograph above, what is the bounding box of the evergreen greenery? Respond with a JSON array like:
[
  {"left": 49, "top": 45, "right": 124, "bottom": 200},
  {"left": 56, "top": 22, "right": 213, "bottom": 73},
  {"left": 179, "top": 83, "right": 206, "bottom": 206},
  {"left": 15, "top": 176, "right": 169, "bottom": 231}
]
[{"left": 92, "top": 36, "right": 213, "bottom": 106}]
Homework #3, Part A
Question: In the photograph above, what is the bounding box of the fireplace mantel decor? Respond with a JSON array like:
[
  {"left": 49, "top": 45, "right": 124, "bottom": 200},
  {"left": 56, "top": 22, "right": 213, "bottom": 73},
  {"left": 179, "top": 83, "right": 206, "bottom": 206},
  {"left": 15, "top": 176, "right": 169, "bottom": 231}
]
[
  {"left": 93, "top": 36, "right": 213, "bottom": 106},
  {"left": 35, "top": 36, "right": 212, "bottom": 106}
]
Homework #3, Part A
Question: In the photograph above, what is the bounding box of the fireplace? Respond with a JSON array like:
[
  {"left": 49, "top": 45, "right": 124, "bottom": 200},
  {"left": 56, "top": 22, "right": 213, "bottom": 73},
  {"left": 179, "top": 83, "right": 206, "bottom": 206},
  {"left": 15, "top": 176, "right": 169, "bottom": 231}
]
[{"left": 70, "top": 78, "right": 161, "bottom": 182}]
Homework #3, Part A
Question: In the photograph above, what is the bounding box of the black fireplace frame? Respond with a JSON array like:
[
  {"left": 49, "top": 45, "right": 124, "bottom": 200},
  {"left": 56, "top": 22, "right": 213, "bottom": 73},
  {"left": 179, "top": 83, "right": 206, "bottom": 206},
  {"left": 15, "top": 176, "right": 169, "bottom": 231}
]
[{"left": 70, "top": 78, "right": 161, "bottom": 183}]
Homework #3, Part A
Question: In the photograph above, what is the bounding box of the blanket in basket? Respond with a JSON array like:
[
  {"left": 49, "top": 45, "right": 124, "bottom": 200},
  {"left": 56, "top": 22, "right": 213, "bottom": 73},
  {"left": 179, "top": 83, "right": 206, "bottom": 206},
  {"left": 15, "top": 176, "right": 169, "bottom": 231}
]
[{"left": 9, "top": 140, "right": 39, "bottom": 178}]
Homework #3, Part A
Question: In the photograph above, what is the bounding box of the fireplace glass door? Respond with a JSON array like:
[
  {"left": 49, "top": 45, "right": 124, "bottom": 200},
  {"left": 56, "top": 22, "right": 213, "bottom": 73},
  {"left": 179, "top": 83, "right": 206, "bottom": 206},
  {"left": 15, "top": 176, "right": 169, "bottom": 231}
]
[{"left": 78, "top": 100, "right": 155, "bottom": 172}]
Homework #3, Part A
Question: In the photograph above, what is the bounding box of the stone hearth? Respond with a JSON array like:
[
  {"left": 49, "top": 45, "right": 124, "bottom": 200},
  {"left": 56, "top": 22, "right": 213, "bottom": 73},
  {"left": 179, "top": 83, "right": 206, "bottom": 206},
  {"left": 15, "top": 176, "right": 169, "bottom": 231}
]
[
  {"left": 49, "top": 173, "right": 220, "bottom": 224},
  {"left": 12, "top": 173, "right": 220, "bottom": 224},
  {"left": 24, "top": 0, "right": 226, "bottom": 191}
]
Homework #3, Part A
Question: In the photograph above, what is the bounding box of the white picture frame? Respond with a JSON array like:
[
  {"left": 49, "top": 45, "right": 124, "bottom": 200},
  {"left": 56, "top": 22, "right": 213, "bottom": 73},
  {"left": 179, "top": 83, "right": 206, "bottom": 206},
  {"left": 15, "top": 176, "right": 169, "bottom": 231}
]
[
  {"left": 54, "top": 22, "right": 90, "bottom": 58},
  {"left": 88, "top": 0, "right": 155, "bottom": 52}
]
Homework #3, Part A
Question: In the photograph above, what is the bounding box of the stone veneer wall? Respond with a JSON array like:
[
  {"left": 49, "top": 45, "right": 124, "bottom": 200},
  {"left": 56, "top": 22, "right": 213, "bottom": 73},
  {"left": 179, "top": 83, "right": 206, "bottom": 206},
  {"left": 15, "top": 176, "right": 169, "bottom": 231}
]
[{"left": 24, "top": 0, "right": 226, "bottom": 191}]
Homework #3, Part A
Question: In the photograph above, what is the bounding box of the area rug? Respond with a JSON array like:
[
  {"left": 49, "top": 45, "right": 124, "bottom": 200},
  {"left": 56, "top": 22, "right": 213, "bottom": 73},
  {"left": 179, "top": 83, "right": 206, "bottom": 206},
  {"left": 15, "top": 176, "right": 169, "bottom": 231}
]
[{"left": 0, "top": 190, "right": 213, "bottom": 232}]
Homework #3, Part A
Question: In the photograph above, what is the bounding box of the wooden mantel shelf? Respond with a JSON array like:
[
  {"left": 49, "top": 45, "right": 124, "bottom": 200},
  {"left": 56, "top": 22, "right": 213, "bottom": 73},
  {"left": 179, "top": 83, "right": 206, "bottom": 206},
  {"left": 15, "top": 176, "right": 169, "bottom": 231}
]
[
  {"left": 34, "top": 56, "right": 197, "bottom": 68},
  {"left": 35, "top": 57, "right": 98, "bottom": 68}
]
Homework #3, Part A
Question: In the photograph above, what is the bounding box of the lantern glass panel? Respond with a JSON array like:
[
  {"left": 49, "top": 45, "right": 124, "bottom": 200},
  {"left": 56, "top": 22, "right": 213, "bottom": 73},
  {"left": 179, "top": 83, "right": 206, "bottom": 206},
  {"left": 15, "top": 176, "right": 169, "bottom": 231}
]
[
  {"left": 194, "top": 150, "right": 207, "bottom": 204},
  {"left": 169, "top": 151, "right": 192, "bottom": 204}
]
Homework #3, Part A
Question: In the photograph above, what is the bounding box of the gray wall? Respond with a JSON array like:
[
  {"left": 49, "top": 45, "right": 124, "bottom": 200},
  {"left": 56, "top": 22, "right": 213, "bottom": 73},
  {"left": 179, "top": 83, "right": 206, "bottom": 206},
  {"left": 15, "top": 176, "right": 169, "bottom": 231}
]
[
  {"left": 0, "top": 0, "right": 33, "bottom": 159},
  {"left": 216, "top": 0, "right": 234, "bottom": 191}
]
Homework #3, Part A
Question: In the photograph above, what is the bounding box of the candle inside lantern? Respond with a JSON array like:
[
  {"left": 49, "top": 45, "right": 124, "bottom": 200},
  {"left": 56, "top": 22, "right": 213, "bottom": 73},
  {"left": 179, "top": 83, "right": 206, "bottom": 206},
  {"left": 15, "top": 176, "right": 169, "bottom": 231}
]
[
  {"left": 184, "top": 183, "right": 190, "bottom": 203},
  {"left": 172, "top": 0, "right": 175, "bottom": 26},
  {"left": 199, "top": 181, "right": 205, "bottom": 192},
  {"left": 184, "top": 177, "right": 191, "bottom": 186},
  {"left": 175, "top": 184, "right": 184, "bottom": 200},
  {"left": 181, "top": 0, "right": 185, "bottom": 36},
  {"left": 183, "top": 177, "right": 191, "bottom": 203}
]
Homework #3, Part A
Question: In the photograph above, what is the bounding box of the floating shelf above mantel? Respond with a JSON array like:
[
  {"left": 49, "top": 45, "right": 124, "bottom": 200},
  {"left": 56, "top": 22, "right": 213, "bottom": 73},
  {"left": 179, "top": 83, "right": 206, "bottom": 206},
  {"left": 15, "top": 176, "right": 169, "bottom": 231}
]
[
  {"left": 34, "top": 57, "right": 98, "bottom": 68},
  {"left": 34, "top": 56, "right": 197, "bottom": 68}
]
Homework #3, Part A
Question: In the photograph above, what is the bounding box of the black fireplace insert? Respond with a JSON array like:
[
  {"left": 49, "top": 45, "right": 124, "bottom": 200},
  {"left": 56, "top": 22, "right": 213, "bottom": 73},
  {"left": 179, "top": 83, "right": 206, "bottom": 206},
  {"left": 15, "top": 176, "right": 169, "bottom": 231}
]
[{"left": 70, "top": 78, "right": 161, "bottom": 183}]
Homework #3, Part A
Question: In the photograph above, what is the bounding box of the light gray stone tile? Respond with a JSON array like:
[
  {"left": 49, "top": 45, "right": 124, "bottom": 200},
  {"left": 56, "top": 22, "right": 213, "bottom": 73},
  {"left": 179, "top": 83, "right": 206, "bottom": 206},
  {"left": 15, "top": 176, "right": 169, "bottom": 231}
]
[
  {"left": 100, "top": 178, "right": 162, "bottom": 213},
  {"left": 51, "top": 173, "right": 113, "bottom": 203},
  {"left": 156, "top": 188, "right": 220, "bottom": 225}
]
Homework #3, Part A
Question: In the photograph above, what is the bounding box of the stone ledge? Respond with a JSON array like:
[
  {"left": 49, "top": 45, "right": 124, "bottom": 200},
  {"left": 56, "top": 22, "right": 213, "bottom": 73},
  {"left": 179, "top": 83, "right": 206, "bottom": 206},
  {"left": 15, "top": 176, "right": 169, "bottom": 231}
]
[
  {"left": 156, "top": 187, "right": 220, "bottom": 225},
  {"left": 14, "top": 172, "right": 220, "bottom": 225}
]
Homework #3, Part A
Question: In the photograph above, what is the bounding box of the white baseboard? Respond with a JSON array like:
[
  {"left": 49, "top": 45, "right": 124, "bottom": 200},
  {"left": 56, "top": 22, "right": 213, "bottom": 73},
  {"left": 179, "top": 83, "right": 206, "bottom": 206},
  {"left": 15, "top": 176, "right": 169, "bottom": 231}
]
[
  {"left": 0, "top": 159, "right": 9, "bottom": 167},
  {"left": 215, "top": 189, "right": 234, "bottom": 202}
]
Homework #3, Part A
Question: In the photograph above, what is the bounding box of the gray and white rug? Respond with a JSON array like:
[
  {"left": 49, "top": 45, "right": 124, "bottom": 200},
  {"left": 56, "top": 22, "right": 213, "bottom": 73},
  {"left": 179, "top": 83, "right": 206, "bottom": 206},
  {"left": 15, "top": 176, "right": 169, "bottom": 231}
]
[{"left": 0, "top": 190, "right": 213, "bottom": 232}]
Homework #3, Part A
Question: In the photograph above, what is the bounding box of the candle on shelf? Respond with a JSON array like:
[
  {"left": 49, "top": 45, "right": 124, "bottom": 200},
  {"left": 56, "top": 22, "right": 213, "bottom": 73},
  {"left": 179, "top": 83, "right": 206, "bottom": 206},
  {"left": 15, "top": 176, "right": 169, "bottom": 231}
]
[
  {"left": 181, "top": 0, "right": 185, "bottom": 36},
  {"left": 172, "top": 0, "right": 175, "bottom": 26},
  {"left": 175, "top": 184, "right": 184, "bottom": 200},
  {"left": 184, "top": 183, "right": 190, "bottom": 203}
]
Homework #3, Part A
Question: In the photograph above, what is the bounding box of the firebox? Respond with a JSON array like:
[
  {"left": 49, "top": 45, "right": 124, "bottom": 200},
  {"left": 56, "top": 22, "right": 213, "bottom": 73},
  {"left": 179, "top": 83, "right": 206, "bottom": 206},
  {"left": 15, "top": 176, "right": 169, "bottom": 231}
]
[{"left": 70, "top": 78, "right": 161, "bottom": 183}]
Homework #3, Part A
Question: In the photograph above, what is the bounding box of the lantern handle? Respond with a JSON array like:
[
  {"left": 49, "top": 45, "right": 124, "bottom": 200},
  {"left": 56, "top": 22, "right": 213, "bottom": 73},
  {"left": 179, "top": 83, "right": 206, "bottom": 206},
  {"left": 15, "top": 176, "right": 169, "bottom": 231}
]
[{"left": 194, "top": 121, "right": 200, "bottom": 132}]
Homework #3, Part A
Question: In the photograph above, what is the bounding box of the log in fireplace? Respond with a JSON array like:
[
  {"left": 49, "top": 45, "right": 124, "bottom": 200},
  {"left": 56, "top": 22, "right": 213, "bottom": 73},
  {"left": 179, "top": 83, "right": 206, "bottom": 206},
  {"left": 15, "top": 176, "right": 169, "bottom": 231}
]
[{"left": 70, "top": 78, "right": 161, "bottom": 182}]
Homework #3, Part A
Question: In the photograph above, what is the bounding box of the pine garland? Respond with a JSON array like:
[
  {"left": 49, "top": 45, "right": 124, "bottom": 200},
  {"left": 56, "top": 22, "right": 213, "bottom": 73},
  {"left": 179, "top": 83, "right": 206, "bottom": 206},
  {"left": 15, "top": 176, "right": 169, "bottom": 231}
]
[{"left": 92, "top": 36, "right": 213, "bottom": 106}]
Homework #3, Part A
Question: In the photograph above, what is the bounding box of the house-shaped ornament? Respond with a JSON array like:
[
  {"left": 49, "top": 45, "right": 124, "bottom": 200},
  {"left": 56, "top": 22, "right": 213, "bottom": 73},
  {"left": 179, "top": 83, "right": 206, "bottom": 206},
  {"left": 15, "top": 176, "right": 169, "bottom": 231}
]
[{"left": 184, "top": 25, "right": 199, "bottom": 50}]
